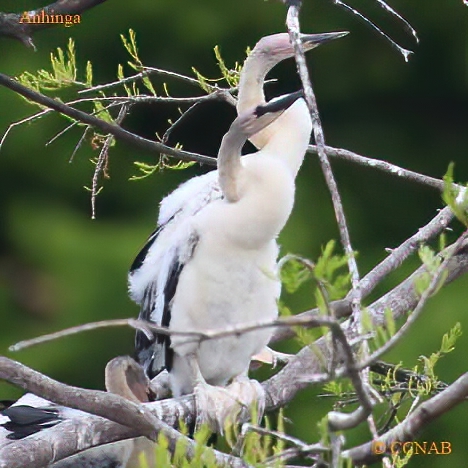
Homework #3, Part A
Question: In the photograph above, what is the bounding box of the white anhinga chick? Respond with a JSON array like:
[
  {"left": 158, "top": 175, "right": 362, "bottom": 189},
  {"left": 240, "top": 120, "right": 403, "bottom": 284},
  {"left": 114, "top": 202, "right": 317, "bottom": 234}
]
[
  {"left": 130, "top": 32, "right": 347, "bottom": 384},
  {"left": 132, "top": 92, "right": 311, "bottom": 431}
]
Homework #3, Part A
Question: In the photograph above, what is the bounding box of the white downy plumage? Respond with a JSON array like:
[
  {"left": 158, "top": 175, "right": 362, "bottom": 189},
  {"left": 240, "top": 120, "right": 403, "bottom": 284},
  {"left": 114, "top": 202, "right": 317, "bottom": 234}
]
[
  {"left": 129, "top": 32, "right": 347, "bottom": 386},
  {"left": 168, "top": 93, "right": 311, "bottom": 399}
]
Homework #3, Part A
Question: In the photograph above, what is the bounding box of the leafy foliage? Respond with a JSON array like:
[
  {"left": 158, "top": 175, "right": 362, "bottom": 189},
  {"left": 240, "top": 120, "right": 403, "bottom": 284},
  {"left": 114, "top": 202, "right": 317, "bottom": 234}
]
[
  {"left": 192, "top": 44, "right": 242, "bottom": 92},
  {"left": 279, "top": 255, "right": 313, "bottom": 294},
  {"left": 147, "top": 428, "right": 217, "bottom": 468},
  {"left": 278, "top": 242, "right": 350, "bottom": 346},
  {"left": 419, "top": 322, "right": 462, "bottom": 381},
  {"left": 142, "top": 411, "right": 295, "bottom": 468},
  {"left": 280, "top": 241, "right": 349, "bottom": 300},
  {"left": 414, "top": 243, "right": 447, "bottom": 297},
  {"left": 130, "top": 151, "right": 195, "bottom": 181},
  {"left": 120, "top": 29, "right": 157, "bottom": 95},
  {"left": 313, "top": 240, "right": 351, "bottom": 311},
  {"left": 17, "top": 38, "right": 81, "bottom": 92},
  {"left": 443, "top": 163, "right": 468, "bottom": 226}
]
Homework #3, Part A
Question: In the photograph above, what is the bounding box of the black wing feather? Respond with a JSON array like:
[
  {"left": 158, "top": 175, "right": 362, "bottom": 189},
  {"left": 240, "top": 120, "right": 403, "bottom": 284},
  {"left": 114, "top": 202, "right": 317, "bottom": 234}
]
[
  {"left": 1, "top": 405, "right": 60, "bottom": 440},
  {"left": 134, "top": 233, "right": 199, "bottom": 380},
  {"left": 129, "top": 227, "right": 161, "bottom": 273},
  {"left": 129, "top": 213, "right": 178, "bottom": 274}
]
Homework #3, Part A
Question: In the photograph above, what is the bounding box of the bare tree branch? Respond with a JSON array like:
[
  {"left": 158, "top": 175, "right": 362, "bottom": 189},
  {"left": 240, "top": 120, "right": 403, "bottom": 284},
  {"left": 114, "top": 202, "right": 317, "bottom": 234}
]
[
  {"left": 0, "top": 357, "right": 159, "bottom": 440},
  {"left": 0, "top": 0, "right": 109, "bottom": 48},
  {"left": 357, "top": 207, "right": 454, "bottom": 299},
  {"left": 1, "top": 8, "right": 464, "bottom": 466},
  {"left": 329, "top": 0, "right": 414, "bottom": 60},
  {"left": 0, "top": 356, "right": 254, "bottom": 468},
  {"left": 8, "top": 315, "right": 347, "bottom": 353},
  {"left": 0, "top": 72, "right": 216, "bottom": 166},
  {"left": 360, "top": 230, "right": 468, "bottom": 369},
  {"left": 3, "top": 345, "right": 466, "bottom": 467}
]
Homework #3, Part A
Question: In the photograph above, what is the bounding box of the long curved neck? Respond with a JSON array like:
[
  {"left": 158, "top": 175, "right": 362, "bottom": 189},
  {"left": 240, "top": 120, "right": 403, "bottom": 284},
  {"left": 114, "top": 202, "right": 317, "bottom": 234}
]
[
  {"left": 237, "top": 51, "right": 272, "bottom": 114},
  {"left": 218, "top": 128, "right": 245, "bottom": 202},
  {"left": 105, "top": 357, "right": 149, "bottom": 404}
]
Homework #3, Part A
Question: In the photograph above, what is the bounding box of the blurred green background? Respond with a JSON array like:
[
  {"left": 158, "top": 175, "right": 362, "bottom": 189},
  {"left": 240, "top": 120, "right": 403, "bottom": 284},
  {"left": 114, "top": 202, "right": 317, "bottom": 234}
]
[{"left": 0, "top": 0, "right": 467, "bottom": 466}]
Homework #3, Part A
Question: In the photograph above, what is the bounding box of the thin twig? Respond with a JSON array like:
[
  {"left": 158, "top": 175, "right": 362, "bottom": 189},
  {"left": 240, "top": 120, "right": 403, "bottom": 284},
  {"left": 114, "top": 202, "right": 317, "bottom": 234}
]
[
  {"left": 0, "top": 109, "right": 51, "bottom": 150},
  {"left": 286, "top": 6, "right": 371, "bottom": 415},
  {"left": 63, "top": 94, "right": 220, "bottom": 105},
  {"left": 265, "top": 446, "right": 323, "bottom": 465},
  {"left": 331, "top": 0, "right": 413, "bottom": 61},
  {"left": 325, "top": 321, "right": 374, "bottom": 431},
  {"left": 162, "top": 89, "right": 235, "bottom": 144},
  {"left": 9, "top": 304, "right": 372, "bottom": 429},
  {"left": 69, "top": 126, "right": 92, "bottom": 162},
  {"left": 357, "top": 206, "right": 454, "bottom": 298},
  {"left": 373, "top": 0, "right": 419, "bottom": 43},
  {"left": 286, "top": 4, "right": 362, "bottom": 328},
  {"left": 79, "top": 66, "right": 216, "bottom": 95},
  {"left": 9, "top": 315, "right": 343, "bottom": 353},
  {"left": 233, "top": 423, "right": 327, "bottom": 460},
  {"left": 90, "top": 104, "right": 128, "bottom": 218},
  {"left": 308, "top": 145, "right": 445, "bottom": 191},
  {"left": 9, "top": 318, "right": 200, "bottom": 352}
]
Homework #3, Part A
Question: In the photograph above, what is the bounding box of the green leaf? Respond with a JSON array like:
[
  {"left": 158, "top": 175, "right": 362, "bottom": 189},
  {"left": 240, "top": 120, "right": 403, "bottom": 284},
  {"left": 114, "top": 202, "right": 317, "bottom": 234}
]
[
  {"left": 120, "top": 29, "right": 143, "bottom": 69},
  {"left": 85, "top": 60, "right": 93, "bottom": 87},
  {"left": 142, "top": 75, "right": 157, "bottom": 95},
  {"left": 192, "top": 67, "right": 213, "bottom": 93},
  {"left": 92, "top": 100, "right": 114, "bottom": 124},
  {"left": 442, "top": 163, "right": 468, "bottom": 226},
  {"left": 418, "top": 245, "right": 441, "bottom": 273},
  {"left": 130, "top": 161, "right": 160, "bottom": 180},
  {"left": 130, "top": 159, "right": 195, "bottom": 181},
  {"left": 17, "top": 38, "right": 79, "bottom": 92},
  {"left": 440, "top": 322, "right": 462, "bottom": 354},
  {"left": 314, "top": 240, "right": 351, "bottom": 300},
  {"left": 360, "top": 307, "right": 374, "bottom": 335},
  {"left": 414, "top": 271, "right": 431, "bottom": 297},
  {"left": 154, "top": 432, "right": 171, "bottom": 466},
  {"left": 214, "top": 45, "right": 240, "bottom": 87},
  {"left": 279, "top": 256, "right": 313, "bottom": 294},
  {"left": 322, "top": 380, "right": 344, "bottom": 396}
]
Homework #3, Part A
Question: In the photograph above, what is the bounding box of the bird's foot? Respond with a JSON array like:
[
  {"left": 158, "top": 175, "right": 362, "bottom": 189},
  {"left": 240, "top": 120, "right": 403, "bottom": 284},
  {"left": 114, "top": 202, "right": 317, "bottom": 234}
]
[
  {"left": 194, "top": 379, "right": 265, "bottom": 434},
  {"left": 149, "top": 370, "right": 171, "bottom": 401},
  {"left": 251, "top": 346, "right": 294, "bottom": 369}
]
